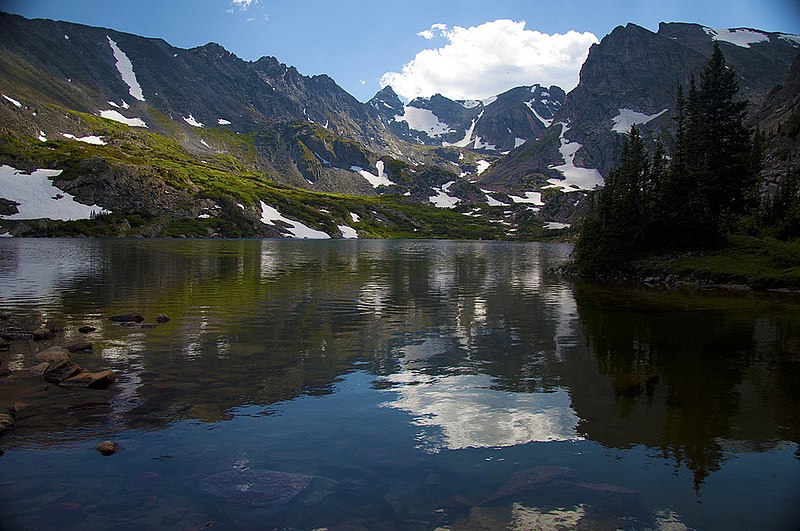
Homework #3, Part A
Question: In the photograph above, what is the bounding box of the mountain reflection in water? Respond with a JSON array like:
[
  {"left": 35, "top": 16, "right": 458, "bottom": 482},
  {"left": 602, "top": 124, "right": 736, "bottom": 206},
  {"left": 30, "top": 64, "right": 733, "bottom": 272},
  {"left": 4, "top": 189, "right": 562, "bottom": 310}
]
[{"left": 0, "top": 238, "right": 798, "bottom": 530}]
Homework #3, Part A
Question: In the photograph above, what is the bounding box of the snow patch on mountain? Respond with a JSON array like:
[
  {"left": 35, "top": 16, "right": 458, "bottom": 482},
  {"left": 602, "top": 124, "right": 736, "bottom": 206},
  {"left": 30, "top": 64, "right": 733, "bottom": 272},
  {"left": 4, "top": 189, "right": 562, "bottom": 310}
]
[
  {"left": 547, "top": 123, "right": 603, "bottom": 191},
  {"left": 351, "top": 162, "right": 394, "bottom": 188},
  {"left": 445, "top": 110, "right": 483, "bottom": 148},
  {"left": 37, "top": 131, "right": 47, "bottom": 142},
  {"left": 429, "top": 181, "right": 460, "bottom": 208},
  {"left": 0, "top": 165, "right": 109, "bottom": 220},
  {"left": 99, "top": 110, "right": 147, "bottom": 127},
  {"left": 259, "top": 201, "right": 330, "bottom": 239},
  {"left": 183, "top": 114, "right": 204, "bottom": 127},
  {"left": 544, "top": 221, "right": 571, "bottom": 229},
  {"left": 481, "top": 189, "right": 508, "bottom": 206},
  {"left": 107, "top": 36, "right": 145, "bottom": 101},
  {"left": 338, "top": 225, "right": 358, "bottom": 238},
  {"left": 702, "top": 27, "right": 769, "bottom": 48},
  {"left": 777, "top": 33, "right": 800, "bottom": 46},
  {"left": 476, "top": 160, "right": 491, "bottom": 175},
  {"left": 217, "top": 118, "right": 232, "bottom": 125},
  {"left": 460, "top": 100, "right": 482, "bottom": 109},
  {"left": 611, "top": 108, "right": 668, "bottom": 133},
  {"left": 526, "top": 101, "right": 553, "bottom": 127},
  {"left": 394, "top": 106, "right": 455, "bottom": 137},
  {"left": 61, "top": 133, "right": 107, "bottom": 145},
  {"left": 3, "top": 94, "right": 22, "bottom": 108},
  {"left": 514, "top": 138, "right": 527, "bottom": 149},
  {"left": 509, "top": 192, "right": 544, "bottom": 205}
]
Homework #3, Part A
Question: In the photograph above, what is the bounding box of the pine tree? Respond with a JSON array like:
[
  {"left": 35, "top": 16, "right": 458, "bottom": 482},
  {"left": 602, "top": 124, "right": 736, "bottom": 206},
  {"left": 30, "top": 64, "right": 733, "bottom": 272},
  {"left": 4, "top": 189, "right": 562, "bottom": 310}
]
[{"left": 697, "top": 43, "right": 754, "bottom": 217}]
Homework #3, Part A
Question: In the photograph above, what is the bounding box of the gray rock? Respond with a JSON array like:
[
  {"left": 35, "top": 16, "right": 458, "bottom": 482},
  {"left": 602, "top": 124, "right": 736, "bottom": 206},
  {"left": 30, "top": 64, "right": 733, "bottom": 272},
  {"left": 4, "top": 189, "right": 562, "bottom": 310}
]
[{"left": 155, "top": 314, "right": 171, "bottom": 323}]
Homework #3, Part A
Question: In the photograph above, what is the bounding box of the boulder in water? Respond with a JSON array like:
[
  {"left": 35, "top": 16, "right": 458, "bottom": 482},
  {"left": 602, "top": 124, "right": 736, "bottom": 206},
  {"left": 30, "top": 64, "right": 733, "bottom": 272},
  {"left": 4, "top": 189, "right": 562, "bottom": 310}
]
[
  {"left": 109, "top": 312, "right": 144, "bottom": 323},
  {"left": 32, "top": 346, "right": 70, "bottom": 365},
  {"left": 61, "top": 370, "right": 116, "bottom": 389}
]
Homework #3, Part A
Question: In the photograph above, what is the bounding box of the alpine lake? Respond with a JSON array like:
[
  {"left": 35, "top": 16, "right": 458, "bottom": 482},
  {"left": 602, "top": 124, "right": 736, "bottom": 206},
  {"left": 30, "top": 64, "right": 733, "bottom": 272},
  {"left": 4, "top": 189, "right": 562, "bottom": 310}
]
[{"left": 0, "top": 238, "right": 798, "bottom": 530}]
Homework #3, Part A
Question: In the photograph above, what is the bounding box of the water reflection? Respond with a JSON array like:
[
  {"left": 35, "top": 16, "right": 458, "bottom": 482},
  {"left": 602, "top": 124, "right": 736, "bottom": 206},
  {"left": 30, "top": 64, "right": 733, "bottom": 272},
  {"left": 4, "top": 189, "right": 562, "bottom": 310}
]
[
  {"left": 569, "top": 281, "right": 800, "bottom": 487},
  {"left": 0, "top": 239, "right": 798, "bottom": 506}
]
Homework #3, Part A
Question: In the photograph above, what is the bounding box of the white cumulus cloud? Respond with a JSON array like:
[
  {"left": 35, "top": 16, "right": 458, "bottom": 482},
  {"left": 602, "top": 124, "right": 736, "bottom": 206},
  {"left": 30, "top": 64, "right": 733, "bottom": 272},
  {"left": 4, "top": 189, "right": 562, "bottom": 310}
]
[
  {"left": 231, "top": 0, "right": 259, "bottom": 10},
  {"left": 381, "top": 19, "right": 598, "bottom": 101}
]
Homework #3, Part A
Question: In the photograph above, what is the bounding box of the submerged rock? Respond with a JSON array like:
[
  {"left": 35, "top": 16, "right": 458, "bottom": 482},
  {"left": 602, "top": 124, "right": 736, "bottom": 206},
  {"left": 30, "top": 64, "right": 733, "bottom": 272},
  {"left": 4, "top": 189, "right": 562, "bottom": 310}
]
[
  {"left": 27, "top": 362, "right": 49, "bottom": 376},
  {"left": 120, "top": 322, "right": 156, "bottom": 329},
  {"left": 0, "top": 341, "right": 10, "bottom": 351},
  {"left": 197, "top": 469, "right": 318, "bottom": 508},
  {"left": 32, "top": 346, "right": 70, "bottom": 365},
  {"left": 109, "top": 312, "right": 144, "bottom": 323},
  {"left": 78, "top": 326, "right": 97, "bottom": 334},
  {"left": 66, "top": 341, "right": 93, "bottom": 353},
  {"left": 9, "top": 402, "right": 31, "bottom": 417},
  {"left": 156, "top": 314, "right": 171, "bottom": 323},
  {"left": 32, "top": 328, "right": 55, "bottom": 341},
  {"left": 61, "top": 370, "right": 116, "bottom": 389},
  {"left": 0, "top": 413, "right": 14, "bottom": 435},
  {"left": 96, "top": 441, "right": 119, "bottom": 456}
]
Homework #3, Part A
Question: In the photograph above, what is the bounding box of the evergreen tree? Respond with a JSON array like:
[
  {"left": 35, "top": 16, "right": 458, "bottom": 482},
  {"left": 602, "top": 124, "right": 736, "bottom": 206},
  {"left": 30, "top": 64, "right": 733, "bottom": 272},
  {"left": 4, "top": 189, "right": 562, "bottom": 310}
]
[
  {"left": 697, "top": 44, "right": 755, "bottom": 217},
  {"left": 574, "top": 44, "right": 758, "bottom": 273}
]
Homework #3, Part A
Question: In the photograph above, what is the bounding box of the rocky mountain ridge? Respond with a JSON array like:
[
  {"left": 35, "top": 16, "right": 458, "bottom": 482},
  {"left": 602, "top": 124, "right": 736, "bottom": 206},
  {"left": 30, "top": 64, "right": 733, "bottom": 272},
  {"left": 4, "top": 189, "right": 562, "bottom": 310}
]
[{"left": 1, "top": 13, "right": 798, "bottom": 238}]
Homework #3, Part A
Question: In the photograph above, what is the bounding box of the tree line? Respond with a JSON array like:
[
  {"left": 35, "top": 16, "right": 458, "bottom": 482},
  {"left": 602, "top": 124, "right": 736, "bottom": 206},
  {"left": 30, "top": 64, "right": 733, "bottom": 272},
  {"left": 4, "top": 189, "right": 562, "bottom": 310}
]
[{"left": 575, "top": 43, "right": 799, "bottom": 273}]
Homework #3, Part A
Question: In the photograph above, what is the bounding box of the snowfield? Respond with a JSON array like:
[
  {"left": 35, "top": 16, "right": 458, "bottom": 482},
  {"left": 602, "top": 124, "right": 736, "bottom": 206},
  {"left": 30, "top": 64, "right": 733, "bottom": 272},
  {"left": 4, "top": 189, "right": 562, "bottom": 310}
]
[
  {"left": 351, "top": 162, "right": 394, "bottom": 188},
  {"left": 3, "top": 94, "right": 22, "bottom": 108},
  {"left": 429, "top": 181, "right": 460, "bottom": 208},
  {"left": 107, "top": 36, "right": 145, "bottom": 101},
  {"left": 703, "top": 27, "right": 769, "bottom": 48},
  {"left": 61, "top": 133, "right": 107, "bottom": 145},
  {"left": 183, "top": 114, "right": 204, "bottom": 128},
  {"left": 611, "top": 108, "right": 667, "bottom": 133},
  {"left": 99, "top": 109, "right": 147, "bottom": 127},
  {"left": 338, "top": 225, "right": 358, "bottom": 238},
  {"left": 0, "top": 165, "right": 109, "bottom": 220},
  {"left": 547, "top": 123, "right": 604, "bottom": 191},
  {"left": 259, "top": 201, "right": 330, "bottom": 239},
  {"left": 394, "top": 106, "right": 456, "bottom": 137}
]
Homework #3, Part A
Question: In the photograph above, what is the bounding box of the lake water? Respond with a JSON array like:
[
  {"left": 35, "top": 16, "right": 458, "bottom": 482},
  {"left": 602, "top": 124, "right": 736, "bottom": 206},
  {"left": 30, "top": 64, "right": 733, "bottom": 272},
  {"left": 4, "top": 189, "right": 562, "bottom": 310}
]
[{"left": 0, "top": 238, "right": 798, "bottom": 530}]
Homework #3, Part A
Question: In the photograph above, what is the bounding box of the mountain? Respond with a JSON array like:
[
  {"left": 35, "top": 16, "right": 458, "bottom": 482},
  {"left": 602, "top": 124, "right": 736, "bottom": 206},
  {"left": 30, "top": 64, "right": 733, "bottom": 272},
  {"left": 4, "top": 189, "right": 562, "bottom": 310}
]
[
  {"left": 480, "top": 22, "right": 800, "bottom": 214},
  {"left": 375, "top": 84, "right": 564, "bottom": 153},
  {"left": 1, "top": 13, "right": 798, "bottom": 237}
]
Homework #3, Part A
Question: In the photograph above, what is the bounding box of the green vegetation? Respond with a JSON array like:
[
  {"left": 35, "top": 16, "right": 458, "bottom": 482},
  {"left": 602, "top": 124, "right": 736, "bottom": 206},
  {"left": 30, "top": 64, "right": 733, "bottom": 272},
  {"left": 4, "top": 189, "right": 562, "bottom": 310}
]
[
  {"left": 0, "top": 107, "right": 510, "bottom": 240},
  {"left": 631, "top": 235, "right": 800, "bottom": 289}
]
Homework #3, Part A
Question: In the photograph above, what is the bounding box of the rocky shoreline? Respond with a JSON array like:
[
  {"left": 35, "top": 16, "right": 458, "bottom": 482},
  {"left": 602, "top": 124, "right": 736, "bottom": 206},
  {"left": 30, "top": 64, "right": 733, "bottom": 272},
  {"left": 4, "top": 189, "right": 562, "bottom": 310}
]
[{"left": 0, "top": 309, "right": 169, "bottom": 443}]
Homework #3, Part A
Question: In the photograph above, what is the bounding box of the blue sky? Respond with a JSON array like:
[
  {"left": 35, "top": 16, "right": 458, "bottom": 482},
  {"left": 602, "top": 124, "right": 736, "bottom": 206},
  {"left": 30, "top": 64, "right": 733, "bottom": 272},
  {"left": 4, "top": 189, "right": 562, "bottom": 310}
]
[{"left": 1, "top": 0, "right": 799, "bottom": 101}]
